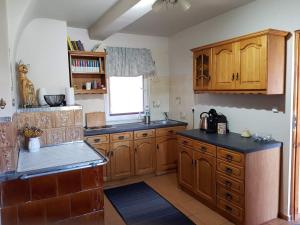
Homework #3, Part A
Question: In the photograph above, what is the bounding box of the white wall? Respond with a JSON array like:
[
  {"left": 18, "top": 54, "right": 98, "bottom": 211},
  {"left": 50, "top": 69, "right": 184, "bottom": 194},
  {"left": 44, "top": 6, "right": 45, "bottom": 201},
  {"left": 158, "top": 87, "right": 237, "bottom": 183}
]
[
  {"left": 16, "top": 18, "right": 69, "bottom": 97},
  {"left": 168, "top": 0, "right": 300, "bottom": 216},
  {"left": 67, "top": 27, "right": 170, "bottom": 123},
  {"left": 0, "top": 0, "right": 13, "bottom": 117}
]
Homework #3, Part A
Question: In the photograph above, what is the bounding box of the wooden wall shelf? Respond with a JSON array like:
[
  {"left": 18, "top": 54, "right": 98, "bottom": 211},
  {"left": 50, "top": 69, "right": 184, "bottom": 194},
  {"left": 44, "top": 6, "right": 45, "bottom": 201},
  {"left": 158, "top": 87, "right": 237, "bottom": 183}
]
[{"left": 68, "top": 51, "right": 107, "bottom": 95}]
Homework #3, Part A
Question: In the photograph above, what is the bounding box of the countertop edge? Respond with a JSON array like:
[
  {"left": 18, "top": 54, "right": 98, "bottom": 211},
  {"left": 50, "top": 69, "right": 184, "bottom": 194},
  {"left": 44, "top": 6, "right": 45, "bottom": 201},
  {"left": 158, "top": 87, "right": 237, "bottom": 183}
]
[
  {"left": 0, "top": 141, "right": 108, "bottom": 182},
  {"left": 177, "top": 131, "right": 282, "bottom": 154},
  {"left": 84, "top": 120, "right": 188, "bottom": 136}
]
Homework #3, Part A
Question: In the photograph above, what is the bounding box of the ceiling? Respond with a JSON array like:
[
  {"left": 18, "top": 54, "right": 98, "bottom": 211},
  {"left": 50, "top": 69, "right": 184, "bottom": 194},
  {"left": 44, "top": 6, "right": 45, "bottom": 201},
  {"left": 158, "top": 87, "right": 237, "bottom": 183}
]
[
  {"left": 33, "top": 0, "right": 119, "bottom": 28},
  {"left": 121, "top": 0, "right": 255, "bottom": 36}
]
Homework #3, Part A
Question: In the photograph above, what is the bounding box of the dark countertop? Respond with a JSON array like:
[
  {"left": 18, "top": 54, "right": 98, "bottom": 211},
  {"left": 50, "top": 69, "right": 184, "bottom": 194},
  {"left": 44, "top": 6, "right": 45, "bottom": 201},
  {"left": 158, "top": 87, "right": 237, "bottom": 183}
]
[
  {"left": 84, "top": 120, "right": 188, "bottom": 136},
  {"left": 0, "top": 141, "right": 108, "bottom": 182},
  {"left": 177, "top": 129, "right": 282, "bottom": 153}
]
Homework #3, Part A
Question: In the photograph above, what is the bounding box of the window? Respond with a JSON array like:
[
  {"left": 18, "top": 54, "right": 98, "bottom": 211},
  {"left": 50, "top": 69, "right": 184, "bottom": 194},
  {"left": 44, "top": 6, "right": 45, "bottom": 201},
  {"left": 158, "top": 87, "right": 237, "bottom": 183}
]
[{"left": 109, "top": 76, "right": 144, "bottom": 116}]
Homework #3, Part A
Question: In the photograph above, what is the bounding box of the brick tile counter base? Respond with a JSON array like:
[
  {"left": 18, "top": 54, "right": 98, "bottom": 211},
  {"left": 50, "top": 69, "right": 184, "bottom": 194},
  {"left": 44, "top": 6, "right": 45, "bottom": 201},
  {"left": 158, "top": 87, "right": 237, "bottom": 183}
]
[{"left": 0, "top": 166, "right": 104, "bottom": 225}]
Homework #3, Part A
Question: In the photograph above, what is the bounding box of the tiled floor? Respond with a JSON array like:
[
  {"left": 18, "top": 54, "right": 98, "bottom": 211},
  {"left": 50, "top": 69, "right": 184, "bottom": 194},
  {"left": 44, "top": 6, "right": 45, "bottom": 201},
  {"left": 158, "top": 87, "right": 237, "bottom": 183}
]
[{"left": 104, "top": 173, "right": 299, "bottom": 225}]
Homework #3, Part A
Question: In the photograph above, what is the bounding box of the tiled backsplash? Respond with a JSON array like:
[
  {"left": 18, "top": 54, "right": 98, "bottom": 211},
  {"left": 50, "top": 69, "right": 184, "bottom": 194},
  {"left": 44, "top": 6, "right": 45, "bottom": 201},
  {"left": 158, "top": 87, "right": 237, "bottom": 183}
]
[
  {"left": 0, "top": 120, "right": 18, "bottom": 173},
  {"left": 0, "top": 108, "right": 83, "bottom": 174},
  {"left": 16, "top": 109, "right": 83, "bottom": 147}
]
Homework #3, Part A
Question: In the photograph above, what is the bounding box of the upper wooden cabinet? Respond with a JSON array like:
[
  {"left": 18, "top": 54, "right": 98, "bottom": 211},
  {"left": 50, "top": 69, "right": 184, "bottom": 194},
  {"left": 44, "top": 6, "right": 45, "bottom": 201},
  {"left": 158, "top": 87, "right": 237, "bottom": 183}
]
[{"left": 192, "top": 29, "right": 289, "bottom": 94}]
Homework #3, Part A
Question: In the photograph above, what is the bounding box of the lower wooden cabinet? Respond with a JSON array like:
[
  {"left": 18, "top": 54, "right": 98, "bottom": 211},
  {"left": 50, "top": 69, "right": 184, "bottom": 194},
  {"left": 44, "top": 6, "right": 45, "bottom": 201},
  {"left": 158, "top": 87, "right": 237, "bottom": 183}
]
[
  {"left": 156, "top": 136, "right": 178, "bottom": 174},
  {"left": 110, "top": 141, "right": 134, "bottom": 180},
  {"left": 178, "top": 145, "right": 194, "bottom": 191},
  {"left": 134, "top": 138, "right": 156, "bottom": 175},
  {"left": 194, "top": 151, "right": 216, "bottom": 204}
]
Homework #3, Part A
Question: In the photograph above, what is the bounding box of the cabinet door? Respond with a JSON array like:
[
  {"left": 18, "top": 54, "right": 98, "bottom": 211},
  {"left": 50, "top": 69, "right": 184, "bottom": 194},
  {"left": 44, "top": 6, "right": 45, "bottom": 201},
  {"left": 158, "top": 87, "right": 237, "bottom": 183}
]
[
  {"left": 110, "top": 141, "right": 134, "bottom": 180},
  {"left": 134, "top": 138, "right": 156, "bottom": 175},
  {"left": 212, "top": 43, "right": 236, "bottom": 90},
  {"left": 178, "top": 145, "right": 194, "bottom": 192},
  {"left": 235, "top": 36, "right": 267, "bottom": 90},
  {"left": 193, "top": 48, "right": 212, "bottom": 91},
  {"left": 156, "top": 136, "right": 178, "bottom": 174},
  {"left": 93, "top": 144, "right": 110, "bottom": 181},
  {"left": 194, "top": 151, "right": 216, "bottom": 204}
]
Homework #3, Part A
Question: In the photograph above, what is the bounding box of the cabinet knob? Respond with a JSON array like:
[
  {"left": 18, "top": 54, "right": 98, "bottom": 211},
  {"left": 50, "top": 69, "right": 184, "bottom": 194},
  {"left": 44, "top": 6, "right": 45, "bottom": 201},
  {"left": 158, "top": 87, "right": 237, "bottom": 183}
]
[
  {"left": 182, "top": 141, "right": 188, "bottom": 145},
  {"left": 225, "top": 167, "right": 233, "bottom": 175},
  {"left": 225, "top": 193, "right": 233, "bottom": 201},
  {"left": 225, "top": 205, "right": 232, "bottom": 212},
  {"left": 118, "top": 136, "right": 125, "bottom": 140},
  {"left": 225, "top": 154, "right": 233, "bottom": 162},
  {"left": 225, "top": 181, "right": 232, "bottom": 188},
  {"left": 142, "top": 133, "right": 148, "bottom": 137},
  {"left": 200, "top": 146, "right": 207, "bottom": 152},
  {"left": 232, "top": 73, "right": 235, "bottom": 81},
  {"left": 94, "top": 139, "right": 101, "bottom": 143},
  {"left": 236, "top": 73, "right": 239, "bottom": 80}
]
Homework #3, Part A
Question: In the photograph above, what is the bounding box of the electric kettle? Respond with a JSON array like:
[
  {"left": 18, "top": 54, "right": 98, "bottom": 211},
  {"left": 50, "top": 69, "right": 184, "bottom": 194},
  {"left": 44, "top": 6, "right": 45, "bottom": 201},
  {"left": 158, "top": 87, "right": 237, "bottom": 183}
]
[{"left": 200, "top": 112, "right": 209, "bottom": 131}]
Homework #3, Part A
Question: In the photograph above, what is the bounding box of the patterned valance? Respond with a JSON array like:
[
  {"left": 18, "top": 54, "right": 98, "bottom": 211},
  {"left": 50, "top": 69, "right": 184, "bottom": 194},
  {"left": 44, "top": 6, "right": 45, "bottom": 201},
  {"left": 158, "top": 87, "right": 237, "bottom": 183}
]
[{"left": 106, "top": 47, "right": 156, "bottom": 78}]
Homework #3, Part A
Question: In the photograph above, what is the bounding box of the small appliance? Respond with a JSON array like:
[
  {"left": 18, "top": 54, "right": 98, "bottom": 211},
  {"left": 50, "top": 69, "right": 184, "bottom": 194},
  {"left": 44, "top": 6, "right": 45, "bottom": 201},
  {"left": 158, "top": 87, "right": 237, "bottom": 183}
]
[{"left": 200, "top": 109, "right": 228, "bottom": 133}]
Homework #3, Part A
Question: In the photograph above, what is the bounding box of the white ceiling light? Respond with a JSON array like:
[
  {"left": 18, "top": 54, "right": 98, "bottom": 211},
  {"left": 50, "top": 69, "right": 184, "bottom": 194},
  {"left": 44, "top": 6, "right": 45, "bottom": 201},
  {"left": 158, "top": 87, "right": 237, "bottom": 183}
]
[{"left": 152, "top": 0, "right": 191, "bottom": 12}]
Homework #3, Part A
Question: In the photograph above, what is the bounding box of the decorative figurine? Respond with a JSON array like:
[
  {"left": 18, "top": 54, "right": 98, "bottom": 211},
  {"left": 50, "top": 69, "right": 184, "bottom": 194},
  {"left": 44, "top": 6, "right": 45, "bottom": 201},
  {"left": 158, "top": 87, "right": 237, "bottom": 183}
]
[{"left": 18, "top": 62, "right": 38, "bottom": 107}]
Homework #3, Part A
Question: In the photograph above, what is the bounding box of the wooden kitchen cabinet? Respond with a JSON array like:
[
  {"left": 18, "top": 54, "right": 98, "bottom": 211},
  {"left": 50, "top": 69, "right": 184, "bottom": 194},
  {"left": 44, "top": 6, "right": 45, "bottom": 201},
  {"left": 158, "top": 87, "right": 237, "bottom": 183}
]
[
  {"left": 110, "top": 141, "right": 134, "bottom": 180},
  {"left": 193, "top": 48, "right": 212, "bottom": 91},
  {"left": 134, "top": 138, "right": 156, "bottom": 175},
  {"left": 192, "top": 29, "right": 289, "bottom": 94},
  {"left": 194, "top": 151, "right": 216, "bottom": 204},
  {"left": 178, "top": 145, "right": 194, "bottom": 192},
  {"left": 156, "top": 136, "right": 178, "bottom": 174},
  {"left": 212, "top": 43, "right": 236, "bottom": 90}
]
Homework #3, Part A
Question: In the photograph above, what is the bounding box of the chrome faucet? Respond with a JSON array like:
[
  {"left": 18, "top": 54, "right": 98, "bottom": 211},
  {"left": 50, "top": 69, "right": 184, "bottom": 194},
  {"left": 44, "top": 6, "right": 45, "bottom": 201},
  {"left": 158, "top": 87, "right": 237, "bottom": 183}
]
[{"left": 163, "top": 112, "right": 169, "bottom": 121}]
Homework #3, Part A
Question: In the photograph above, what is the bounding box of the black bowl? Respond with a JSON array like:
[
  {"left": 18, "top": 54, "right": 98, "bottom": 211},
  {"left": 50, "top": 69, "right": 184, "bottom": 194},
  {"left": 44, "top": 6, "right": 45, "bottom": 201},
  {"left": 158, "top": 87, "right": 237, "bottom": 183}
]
[{"left": 44, "top": 95, "right": 65, "bottom": 107}]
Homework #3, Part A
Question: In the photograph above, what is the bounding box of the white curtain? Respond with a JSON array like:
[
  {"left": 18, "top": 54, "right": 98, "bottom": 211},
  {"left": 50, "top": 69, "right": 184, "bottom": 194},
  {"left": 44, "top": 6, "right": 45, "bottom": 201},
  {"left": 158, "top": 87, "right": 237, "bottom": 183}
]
[{"left": 106, "top": 47, "right": 156, "bottom": 78}]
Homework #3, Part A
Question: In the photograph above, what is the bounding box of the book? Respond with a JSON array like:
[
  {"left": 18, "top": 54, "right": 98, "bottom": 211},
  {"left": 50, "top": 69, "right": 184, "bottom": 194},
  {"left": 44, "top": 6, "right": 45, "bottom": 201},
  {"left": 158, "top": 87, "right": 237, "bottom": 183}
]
[
  {"left": 71, "top": 41, "right": 78, "bottom": 50},
  {"left": 67, "top": 35, "right": 74, "bottom": 51}
]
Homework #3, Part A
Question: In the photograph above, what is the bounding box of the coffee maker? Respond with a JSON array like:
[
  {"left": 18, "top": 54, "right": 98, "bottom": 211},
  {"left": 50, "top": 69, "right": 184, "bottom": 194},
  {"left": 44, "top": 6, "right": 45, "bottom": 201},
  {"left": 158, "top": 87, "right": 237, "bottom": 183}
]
[{"left": 200, "top": 109, "right": 228, "bottom": 133}]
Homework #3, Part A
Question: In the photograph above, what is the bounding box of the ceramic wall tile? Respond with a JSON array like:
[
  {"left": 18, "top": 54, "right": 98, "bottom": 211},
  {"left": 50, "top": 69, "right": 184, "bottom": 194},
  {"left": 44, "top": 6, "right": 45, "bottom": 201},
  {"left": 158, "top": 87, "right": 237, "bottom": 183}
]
[
  {"left": 34, "top": 112, "right": 54, "bottom": 129},
  {"left": 65, "top": 126, "right": 83, "bottom": 142},
  {"left": 0, "top": 123, "right": 13, "bottom": 148},
  {"left": 16, "top": 113, "right": 35, "bottom": 130},
  {"left": 54, "top": 111, "right": 74, "bottom": 128},
  {"left": 46, "top": 128, "right": 65, "bottom": 145},
  {"left": 74, "top": 110, "right": 83, "bottom": 127}
]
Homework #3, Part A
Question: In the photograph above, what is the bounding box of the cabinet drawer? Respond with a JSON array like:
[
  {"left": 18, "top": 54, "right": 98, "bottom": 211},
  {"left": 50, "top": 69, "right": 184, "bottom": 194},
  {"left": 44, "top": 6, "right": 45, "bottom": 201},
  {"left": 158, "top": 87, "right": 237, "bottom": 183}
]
[
  {"left": 85, "top": 134, "right": 109, "bottom": 144},
  {"left": 217, "top": 185, "right": 244, "bottom": 208},
  {"left": 177, "top": 136, "right": 194, "bottom": 148},
  {"left": 217, "top": 160, "right": 244, "bottom": 180},
  {"left": 156, "top": 126, "right": 186, "bottom": 137},
  {"left": 217, "top": 147, "right": 244, "bottom": 166},
  {"left": 134, "top": 129, "right": 155, "bottom": 140},
  {"left": 193, "top": 141, "right": 216, "bottom": 157},
  {"left": 217, "top": 198, "right": 243, "bottom": 222},
  {"left": 216, "top": 172, "right": 244, "bottom": 194},
  {"left": 110, "top": 132, "right": 133, "bottom": 142}
]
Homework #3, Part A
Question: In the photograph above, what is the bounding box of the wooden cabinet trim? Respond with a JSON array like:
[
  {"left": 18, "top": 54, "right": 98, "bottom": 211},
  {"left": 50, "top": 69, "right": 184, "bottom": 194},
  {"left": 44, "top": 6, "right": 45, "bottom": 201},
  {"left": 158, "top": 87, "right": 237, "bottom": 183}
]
[
  {"left": 110, "top": 132, "right": 133, "bottom": 142},
  {"left": 156, "top": 126, "right": 186, "bottom": 137},
  {"left": 217, "top": 160, "right": 245, "bottom": 180},
  {"left": 193, "top": 141, "right": 217, "bottom": 157},
  {"left": 217, "top": 147, "right": 245, "bottom": 166},
  {"left": 134, "top": 129, "right": 155, "bottom": 140},
  {"left": 85, "top": 134, "right": 109, "bottom": 144},
  {"left": 191, "top": 29, "right": 289, "bottom": 52}
]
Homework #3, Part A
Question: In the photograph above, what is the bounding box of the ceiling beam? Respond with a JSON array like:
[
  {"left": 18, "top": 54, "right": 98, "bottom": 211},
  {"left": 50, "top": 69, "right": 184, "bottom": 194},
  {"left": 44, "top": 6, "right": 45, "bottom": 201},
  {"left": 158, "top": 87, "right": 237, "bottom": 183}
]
[{"left": 88, "top": 0, "right": 156, "bottom": 40}]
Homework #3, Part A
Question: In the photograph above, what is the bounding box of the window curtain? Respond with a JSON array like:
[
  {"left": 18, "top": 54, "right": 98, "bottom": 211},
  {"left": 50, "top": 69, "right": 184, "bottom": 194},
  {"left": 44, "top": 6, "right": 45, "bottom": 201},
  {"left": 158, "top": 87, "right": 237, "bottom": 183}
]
[{"left": 106, "top": 47, "right": 156, "bottom": 78}]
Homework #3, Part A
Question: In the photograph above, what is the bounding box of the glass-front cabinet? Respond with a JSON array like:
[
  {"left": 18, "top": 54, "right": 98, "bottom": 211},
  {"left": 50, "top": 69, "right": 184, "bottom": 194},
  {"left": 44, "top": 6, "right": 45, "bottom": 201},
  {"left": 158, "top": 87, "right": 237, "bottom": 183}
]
[{"left": 193, "top": 48, "right": 212, "bottom": 91}]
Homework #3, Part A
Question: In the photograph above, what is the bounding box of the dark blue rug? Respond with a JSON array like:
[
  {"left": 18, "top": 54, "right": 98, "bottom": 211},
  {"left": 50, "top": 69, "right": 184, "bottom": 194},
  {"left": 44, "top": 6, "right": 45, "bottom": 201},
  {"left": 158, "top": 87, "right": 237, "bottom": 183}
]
[{"left": 104, "top": 182, "right": 195, "bottom": 225}]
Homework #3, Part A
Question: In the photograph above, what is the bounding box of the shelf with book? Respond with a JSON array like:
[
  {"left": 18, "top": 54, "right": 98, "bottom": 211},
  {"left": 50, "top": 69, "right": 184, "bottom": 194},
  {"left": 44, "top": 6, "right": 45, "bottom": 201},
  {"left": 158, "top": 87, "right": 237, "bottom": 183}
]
[{"left": 68, "top": 51, "right": 107, "bottom": 95}]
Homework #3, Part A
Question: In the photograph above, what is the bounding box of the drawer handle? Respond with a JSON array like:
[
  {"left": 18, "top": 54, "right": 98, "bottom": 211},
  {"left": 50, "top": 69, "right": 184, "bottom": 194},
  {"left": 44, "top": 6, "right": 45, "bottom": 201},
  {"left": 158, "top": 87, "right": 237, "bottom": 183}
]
[
  {"left": 225, "top": 181, "right": 232, "bottom": 188},
  {"left": 200, "top": 146, "right": 207, "bottom": 152},
  {"left": 225, "top": 154, "right": 233, "bottom": 162},
  {"left": 225, "top": 167, "right": 233, "bottom": 175},
  {"left": 118, "top": 136, "right": 125, "bottom": 140},
  {"left": 225, "top": 193, "right": 233, "bottom": 201},
  {"left": 168, "top": 130, "right": 174, "bottom": 134},
  {"left": 182, "top": 141, "right": 188, "bottom": 145},
  {"left": 94, "top": 139, "right": 101, "bottom": 143},
  {"left": 142, "top": 133, "right": 148, "bottom": 137},
  {"left": 225, "top": 205, "right": 232, "bottom": 212}
]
